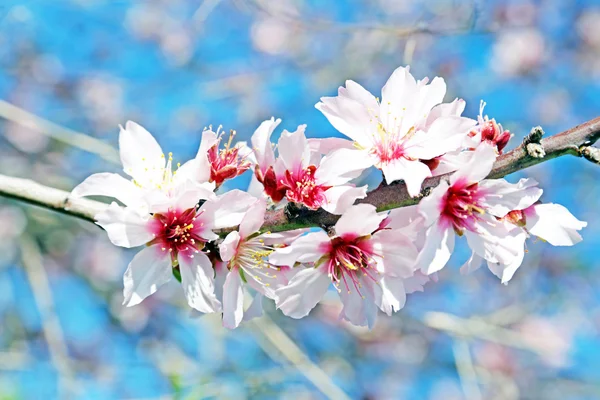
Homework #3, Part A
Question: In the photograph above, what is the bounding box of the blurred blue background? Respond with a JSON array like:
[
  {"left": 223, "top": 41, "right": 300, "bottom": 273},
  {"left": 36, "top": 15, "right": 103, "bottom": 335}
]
[{"left": 0, "top": 0, "right": 600, "bottom": 399}]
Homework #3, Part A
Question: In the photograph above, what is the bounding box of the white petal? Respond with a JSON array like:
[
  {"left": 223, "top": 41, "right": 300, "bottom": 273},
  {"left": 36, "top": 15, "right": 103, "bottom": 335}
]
[
  {"left": 251, "top": 117, "right": 281, "bottom": 173},
  {"left": 338, "top": 282, "right": 378, "bottom": 328},
  {"left": 123, "top": 246, "right": 172, "bottom": 306},
  {"left": 219, "top": 231, "right": 241, "bottom": 262},
  {"left": 417, "top": 223, "right": 455, "bottom": 274},
  {"left": 315, "top": 148, "right": 374, "bottom": 186},
  {"left": 464, "top": 218, "right": 524, "bottom": 265},
  {"left": 366, "top": 275, "right": 406, "bottom": 317},
  {"left": 316, "top": 90, "right": 375, "bottom": 148},
  {"left": 526, "top": 203, "right": 587, "bottom": 246},
  {"left": 334, "top": 204, "right": 385, "bottom": 238},
  {"left": 370, "top": 229, "right": 418, "bottom": 278},
  {"left": 243, "top": 293, "right": 264, "bottom": 322},
  {"left": 95, "top": 202, "right": 153, "bottom": 248},
  {"left": 275, "top": 266, "right": 331, "bottom": 319},
  {"left": 200, "top": 189, "right": 257, "bottom": 230},
  {"left": 459, "top": 251, "right": 484, "bottom": 275},
  {"left": 119, "top": 121, "right": 164, "bottom": 184},
  {"left": 268, "top": 231, "right": 329, "bottom": 266},
  {"left": 308, "top": 137, "right": 355, "bottom": 155},
  {"left": 380, "top": 66, "right": 417, "bottom": 133},
  {"left": 421, "top": 98, "right": 466, "bottom": 129},
  {"left": 381, "top": 158, "right": 431, "bottom": 197},
  {"left": 71, "top": 173, "right": 143, "bottom": 208},
  {"left": 486, "top": 233, "right": 526, "bottom": 284},
  {"left": 239, "top": 198, "right": 267, "bottom": 238},
  {"left": 179, "top": 252, "right": 221, "bottom": 313},
  {"left": 278, "top": 125, "right": 310, "bottom": 172},
  {"left": 479, "top": 178, "right": 543, "bottom": 217},
  {"left": 222, "top": 269, "right": 244, "bottom": 329},
  {"left": 321, "top": 185, "right": 368, "bottom": 215},
  {"left": 418, "top": 181, "right": 449, "bottom": 226},
  {"left": 344, "top": 79, "right": 380, "bottom": 110},
  {"left": 259, "top": 228, "right": 310, "bottom": 246},
  {"left": 406, "top": 116, "right": 475, "bottom": 160},
  {"left": 403, "top": 271, "right": 431, "bottom": 294},
  {"left": 450, "top": 142, "right": 497, "bottom": 185}
]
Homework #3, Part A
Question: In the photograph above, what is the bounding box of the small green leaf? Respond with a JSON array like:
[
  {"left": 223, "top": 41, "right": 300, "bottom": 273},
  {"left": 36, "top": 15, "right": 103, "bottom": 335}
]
[{"left": 173, "top": 267, "right": 182, "bottom": 283}]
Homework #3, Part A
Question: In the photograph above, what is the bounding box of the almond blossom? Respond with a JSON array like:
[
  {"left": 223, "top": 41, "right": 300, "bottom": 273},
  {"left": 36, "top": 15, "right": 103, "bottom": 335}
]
[
  {"left": 316, "top": 66, "right": 476, "bottom": 196},
  {"left": 416, "top": 143, "right": 544, "bottom": 276},
  {"left": 72, "top": 121, "right": 214, "bottom": 211},
  {"left": 217, "top": 198, "right": 308, "bottom": 329},
  {"left": 462, "top": 202, "right": 587, "bottom": 283},
  {"left": 269, "top": 204, "right": 419, "bottom": 328},
  {"left": 467, "top": 101, "right": 513, "bottom": 154},
  {"left": 94, "top": 187, "right": 256, "bottom": 312},
  {"left": 250, "top": 118, "right": 368, "bottom": 214},
  {"left": 203, "top": 125, "right": 252, "bottom": 188}
]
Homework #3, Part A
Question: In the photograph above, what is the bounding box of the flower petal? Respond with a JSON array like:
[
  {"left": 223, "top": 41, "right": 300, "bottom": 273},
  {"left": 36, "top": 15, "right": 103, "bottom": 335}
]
[
  {"left": 278, "top": 125, "right": 310, "bottom": 172},
  {"left": 406, "top": 116, "right": 475, "bottom": 160},
  {"left": 119, "top": 121, "right": 164, "bottom": 185},
  {"left": 315, "top": 148, "right": 374, "bottom": 186},
  {"left": 95, "top": 202, "right": 153, "bottom": 248},
  {"left": 179, "top": 252, "right": 222, "bottom": 313},
  {"left": 123, "top": 245, "right": 172, "bottom": 307},
  {"left": 417, "top": 223, "right": 455, "bottom": 274},
  {"left": 239, "top": 198, "right": 267, "bottom": 238},
  {"left": 450, "top": 142, "right": 497, "bottom": 185},
  {"left": 321, "top": 185, "right": 368, "bottom": 215},
  {"left": 274, "top": 266, "right": 331, "bottom": 319},
  {"left": 269, "top": 231, "right": 329, "bottom": 266},
  {"left": 459, "top": 251, "right": 484, "bottom": 275},
  {"left": 338, "top": 281, "right": 378, "bottom": 328},
  {"left": 222, "top": 269, "right": 244, "bottom": 329},
  {"left": 219, "top": 231, "right": 241, "bottom": 262},
  {"left": 71, "top": 172, "right": 143, "bottom": 208},
  {"left": 525, "top": 203, "right": 587, "bottom": 246},
  {"left": 199, "top": 189, "right": 257, "bottom": 230},
  {"left": 370, "top": 229, "right": 418, "bottom": 278},
  {"left": 381, "top": 158, "right": 431, "bottom": 197},
  {"left": 479, "top": 178, "right": 543, "bottom": 217},
  {"left": 334, "top": 204, "right": 385, "bottom": 238},
  {"left": 251, "top": 117, "right": 281, "bottom": 173}
]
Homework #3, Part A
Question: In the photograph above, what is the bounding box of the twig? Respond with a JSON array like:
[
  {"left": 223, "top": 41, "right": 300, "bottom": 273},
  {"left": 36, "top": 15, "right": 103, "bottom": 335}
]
[
  {"left": 20, "top": 235, "right": 79, "bottom": 398},
  {"left": 249, "top": 314, "right": 352, "bottom": 400},
  {"left": 452, "top": 339, "right": 482, "bottom": 400},
  {"left": 0, "top": 174, "right": 107, "bottom": 224},
  {"left": 0, "top": 116, "right": 599, "bottom": 230},
  {"left": 0, "top": 100, "right": 120, "bottom": 164}
]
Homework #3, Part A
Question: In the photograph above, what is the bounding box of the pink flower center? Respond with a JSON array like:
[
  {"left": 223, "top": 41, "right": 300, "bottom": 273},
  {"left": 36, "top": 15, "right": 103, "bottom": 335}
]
[
  {"left": 149, "top": 207, "right": 205, "bottom": 262},
  {"left": 441, "top": 178, "right": 486, "bottom": 233},
  {"left": 207, "top": 129, "right": 251, "bottom": 187},
  {"left": 373, "top": 139, "right": 406, "bottom": 164},
  {"left": 282, "top": 165, "right": 330, "bottom": 210},
  {"left": 321, "top": 236, "right": 379, "bottom": 297}
]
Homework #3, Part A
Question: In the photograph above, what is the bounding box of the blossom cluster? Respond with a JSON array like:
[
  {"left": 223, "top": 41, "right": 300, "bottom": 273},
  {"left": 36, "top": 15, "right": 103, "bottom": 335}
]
[{"left": 72, "top": 66, "right": 586, "bottom": 329}]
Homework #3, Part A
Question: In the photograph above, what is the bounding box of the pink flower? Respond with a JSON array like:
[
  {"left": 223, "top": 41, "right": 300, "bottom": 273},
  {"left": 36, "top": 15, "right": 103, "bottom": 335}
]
[
  {"left": 72, "top": 121, "right": 215, "bottom": 211},
  {"left": 462, "top": 202, "right": 587, "bottom": 283},
  {"left": 94, "top": 188, "right": 256, "bottom": 312},
  {"left": 250, "top": 118, "right": 368, "bottom": 214},
  {"left": 269, "top": 204, "right": 418, "bottom": 328},
  {"left": 217, "top": 199, "right": 308, "bottom": 329},
  {"left": 316, "top": 66, "right": 476, "bottom": 196},
  {"left": 467, "top": 101, "right": 513, "bottom": 154},
  {"left": 203, "top": 126, "right": 252, "bottom": 188},
  {"left": 416, "top": 143, "right": 543, "bottom": 276}
]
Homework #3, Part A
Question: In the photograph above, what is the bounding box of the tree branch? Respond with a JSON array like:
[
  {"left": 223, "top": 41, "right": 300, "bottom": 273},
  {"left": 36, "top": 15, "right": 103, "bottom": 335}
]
[{"left": 1, "top": 116, "right": 599, "bottom": 231}]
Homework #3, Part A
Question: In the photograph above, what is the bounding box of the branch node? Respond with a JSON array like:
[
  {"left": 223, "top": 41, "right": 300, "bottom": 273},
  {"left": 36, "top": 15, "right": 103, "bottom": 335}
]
[
  {"left": 526, "top": 143, "right": 546, "bottom": 158},
  {"left": 523, "top": 125, "right": 544, "bottom": 146},
  {"left": 581, "top": 146, "right": 600, "bottom": 165}
]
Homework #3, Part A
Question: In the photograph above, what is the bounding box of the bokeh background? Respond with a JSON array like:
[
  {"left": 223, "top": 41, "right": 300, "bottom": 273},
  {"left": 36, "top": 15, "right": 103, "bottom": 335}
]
[{"left": 1, "top": 0, "right": 600, "bottom": 399}]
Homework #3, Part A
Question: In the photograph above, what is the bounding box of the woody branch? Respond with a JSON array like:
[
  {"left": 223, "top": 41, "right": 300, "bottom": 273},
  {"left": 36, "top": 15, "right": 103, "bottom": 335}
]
[{"left": 1, "top": 116, "right": 599, "bottom": 231}]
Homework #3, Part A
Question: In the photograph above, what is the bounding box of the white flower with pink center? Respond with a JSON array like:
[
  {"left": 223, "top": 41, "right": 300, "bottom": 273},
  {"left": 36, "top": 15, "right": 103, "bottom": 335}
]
[
  {"left": 72, "top": 121, "right": 215, "bottom": 212},
  {"left": 462, "top": 202, "right": 587, "bottom": 283},
  {"left": 217, "top": 199, "right": 308, "bottom": 329},
  {"left": 269, "top": 204, "right": 419, "bottom": 328},
  {"left": 316, "top": 66, "right": 476, "bottom": 196},
  {"left": 417, "top": 143, "right": 544, "bottom": 276},
  {"left": 94, "top": 188, "right": 256, "bottom": 313},
  {"left": 250, "top": 119, "right": 369, "bottom": 214}
]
